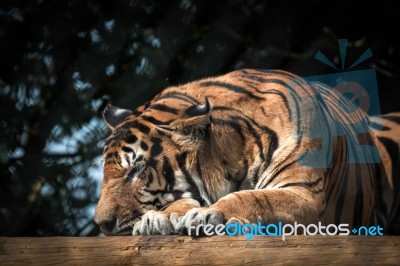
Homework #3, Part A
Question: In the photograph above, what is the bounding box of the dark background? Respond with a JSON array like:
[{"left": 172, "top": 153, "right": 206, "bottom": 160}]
[{"left": 1, "top": 0, "right": 399, "bottom": 236}]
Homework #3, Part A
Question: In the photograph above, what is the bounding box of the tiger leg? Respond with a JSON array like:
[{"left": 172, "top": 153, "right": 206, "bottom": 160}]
[
  {"left": 132, "top": 198, "right": 200, "bottom": 235},
  {"left": 175, "top": 188, "right": 322, "bottom": 235}
]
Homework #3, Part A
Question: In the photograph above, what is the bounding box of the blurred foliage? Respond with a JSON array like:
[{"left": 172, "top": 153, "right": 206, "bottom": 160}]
[{"left": 0, "top": 0, "right": 399, "bottom": 236}]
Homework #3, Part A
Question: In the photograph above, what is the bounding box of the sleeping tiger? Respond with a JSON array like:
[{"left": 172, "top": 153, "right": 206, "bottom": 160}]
[{"left": 94, "top": 69, "right": 400, "bottom": 236}]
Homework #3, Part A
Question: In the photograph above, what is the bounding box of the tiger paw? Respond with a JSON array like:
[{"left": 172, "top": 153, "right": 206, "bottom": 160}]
[
  {"left": 174, "top": 207, "right": 225, "bottom": 235},
  {"left": 132, "top": 210, "right": 178, "bottom": 235}
]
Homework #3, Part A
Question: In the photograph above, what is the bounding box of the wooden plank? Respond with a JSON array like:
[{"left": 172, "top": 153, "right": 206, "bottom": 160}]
[{"left": 1, "top": 236, "right": 399, "bottom": 265}]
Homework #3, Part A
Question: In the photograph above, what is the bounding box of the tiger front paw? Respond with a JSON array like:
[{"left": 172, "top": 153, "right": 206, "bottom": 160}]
[
  {"left": 174, "top": 207, "right": 225, "bottom": 235},
  {"left": 132, "top": 210, "right": 179, "bottom": 235}
]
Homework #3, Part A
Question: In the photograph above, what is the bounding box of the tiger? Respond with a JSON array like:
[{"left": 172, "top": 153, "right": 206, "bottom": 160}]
[{"left": 94, "top": 69, "right": 400, "bottom": 236}]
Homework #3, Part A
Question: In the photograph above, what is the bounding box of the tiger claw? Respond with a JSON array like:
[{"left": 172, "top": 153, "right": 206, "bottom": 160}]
[
  {"left": 174, "top": 207, "right": 225, "bottom": 235},
  {"left": 132, "top": 210, "right": 176, "bottom": 235}
]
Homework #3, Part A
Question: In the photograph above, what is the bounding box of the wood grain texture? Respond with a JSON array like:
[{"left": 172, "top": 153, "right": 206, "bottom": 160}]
[{"left": 1, "top": 236, "right": 400, "bottom": 265}]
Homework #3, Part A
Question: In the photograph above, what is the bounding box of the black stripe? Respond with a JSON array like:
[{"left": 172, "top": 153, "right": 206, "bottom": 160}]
[
  {"left": 373, "top": 161, "right": 388, "bottom": 221},
  {"left": 196, "top": 159, "right": 203, "bottom": 178},
  {"left": 328, "top": 136, "right": 349, "bottom": 224},
  {"left": 145, "top": 167, "right": 154, "bottom": 187},
  {"left": 122, "top": 146, "right": 133, "bottom": 153},
  {"left": 378, "top": 136, "right": 400, "bottom": 219},
  {"left": 140, "top": 141, "right": 149, "bottom": 151},
  {"left": 334, "top": 161, "right": 349, "bottom": 225},
  {"left": 234, "top": 116, "right": 265, "bottom": 161},
  {"left": 141, "top": 115, "right": 172, "bottom": 126},
  {"left": 126, "top": 168, "right": 135, "bottom": 183},
  {"left": 213, "top": 106, "right": 237, "bottom": 112},
  {"left": 131, "top": 121, "right": 151, "bottom": 134},
  {"left": 132, "top": 109, "right": 142, "bottom": 116},
  {"left": 134, "top": 194, "right": 157, "bottom": 206},
  {"left": 200, "top": 81, "right": 263, "bottom": 100},
  {"left": 169, "top": 190, "right": 184, "bottom": 200},
  {"left": 323, "top": 137, "right": 344, "bottom": 214},
  {"left": 261, "top": 160, "right": 298, "bottom": 188},
  {"left": 125, "top": 134, "right": 138, "bottom": 144},
  {"left": 147, "top": 157, "right": 157, "bottom": 168},
  {"left": 157, "top": 129, "right": 166, "bottom": 136},
  {"left": 266, "top": 132, "right": 279, "bottom": 168},
  {"left": 155, "top": 168, "right": 162, "bottom": 187},
  {"left": 150, "top": 137, "right": 163, "bottom": 157},
  {"left": 382, "top": 115, "right": 400, "bottom": 125},
  {"left": 352, "top": 146, "right": 363, "bottom": 228},
  {"left": 143, "top": 101, "right": 151, "bottom": 110},
  {"left": 251, "top": 165, "right": 262, "bottom": 187},
  {"left": 105, "top": 152, "right": 113, "bottom": 160},
  {"left": 149, "top": 104, "right": 179, "bottom": 115},
  {"left": 115, "top": 153, "right": 122, "bottom": 166},
  {"left": 162, "top": 156, "right": 175, "bottom": 190},
  {"left": 124, "top": 154, "right": 130, "bottom": 166},
  {"left": 156, "top": 91, "right": 201, "bottom": 105},
  {"left": 175, "top": 152, "right": 204, "bottom": 205},
  {"left": 143, "top": 188, "right": 166, "bottom": 195}
]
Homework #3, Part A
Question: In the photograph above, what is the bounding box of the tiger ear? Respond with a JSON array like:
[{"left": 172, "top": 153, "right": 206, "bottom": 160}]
[
  {"left": 168, "top": 98, "right": 213, "bottom": 131},
  {"left": 103, "top": 104, "right": 133, "bottom": 130}
]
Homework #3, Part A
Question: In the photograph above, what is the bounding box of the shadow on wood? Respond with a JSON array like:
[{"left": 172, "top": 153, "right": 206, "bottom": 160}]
[{"left": 1, "top": 236, "right": 400, "bottom": 265}]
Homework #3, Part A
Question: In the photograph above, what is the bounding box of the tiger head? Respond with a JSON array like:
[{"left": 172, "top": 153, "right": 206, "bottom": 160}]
[{"left": 94, "top": 98, "right": 215, "bottom": 235}]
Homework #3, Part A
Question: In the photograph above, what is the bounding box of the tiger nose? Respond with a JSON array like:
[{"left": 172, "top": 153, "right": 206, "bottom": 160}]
[{"left": 96, "top": 218, "right": 117, "bottom": 234}]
